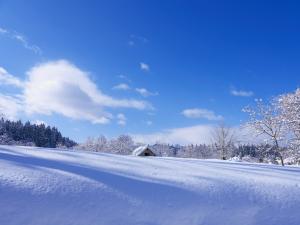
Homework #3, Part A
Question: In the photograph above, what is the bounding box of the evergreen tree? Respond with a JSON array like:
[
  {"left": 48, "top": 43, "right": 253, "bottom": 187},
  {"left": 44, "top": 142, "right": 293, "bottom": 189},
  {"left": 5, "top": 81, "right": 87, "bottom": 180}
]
[{"left": 0, "top": 118, "right": 77, "bottom": 148}]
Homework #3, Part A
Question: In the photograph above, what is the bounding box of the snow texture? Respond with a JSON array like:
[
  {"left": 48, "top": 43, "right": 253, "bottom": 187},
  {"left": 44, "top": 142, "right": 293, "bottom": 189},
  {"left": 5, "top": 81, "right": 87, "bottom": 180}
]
[{"left": 0, "top": 145, "right": 300, "bottom": 225}]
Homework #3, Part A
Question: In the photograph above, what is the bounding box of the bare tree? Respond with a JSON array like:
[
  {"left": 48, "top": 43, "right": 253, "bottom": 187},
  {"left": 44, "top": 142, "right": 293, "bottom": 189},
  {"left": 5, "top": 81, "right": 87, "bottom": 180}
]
[
  {"left": 211, "top": 123, "right": 235, "bottom": 160},
  {"left": 243, "top": 99, "right": 286, "bottom": 166}
]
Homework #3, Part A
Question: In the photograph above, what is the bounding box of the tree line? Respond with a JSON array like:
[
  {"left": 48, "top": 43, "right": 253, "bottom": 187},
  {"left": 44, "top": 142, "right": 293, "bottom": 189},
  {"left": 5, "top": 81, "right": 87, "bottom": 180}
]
[
  {"left": 78, "top": 133, "right": 299, "bottom": 165},
  {"left": 0, "top": 118, "right": 77, "bottom": 148}
]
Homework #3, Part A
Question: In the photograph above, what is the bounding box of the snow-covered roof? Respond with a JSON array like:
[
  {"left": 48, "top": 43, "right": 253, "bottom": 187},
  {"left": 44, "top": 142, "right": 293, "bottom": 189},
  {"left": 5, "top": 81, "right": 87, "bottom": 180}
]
[{"left": 132, "top": 145, "right": 153, "bottom": 156}]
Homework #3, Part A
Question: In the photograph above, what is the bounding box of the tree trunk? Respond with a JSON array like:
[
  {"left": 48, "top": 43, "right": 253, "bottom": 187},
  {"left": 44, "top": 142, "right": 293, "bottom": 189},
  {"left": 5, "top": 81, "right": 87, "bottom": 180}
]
[
  {"left": 274, "top": 139, "right": 284, "bottom": 166},
  {"left": 221, "top": 148, "right": 226, "bottom": 160},
  {"left": 279, "top": 155, "right": 284, "bottom": 166}
]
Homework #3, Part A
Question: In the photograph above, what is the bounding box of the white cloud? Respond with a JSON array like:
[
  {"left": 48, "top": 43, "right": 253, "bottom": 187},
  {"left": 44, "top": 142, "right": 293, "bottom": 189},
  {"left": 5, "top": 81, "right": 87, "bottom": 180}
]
[
  {"left": 140, "top": 62, "right": 150, "bottom": 72},
  {"left": 0, "top": 94, "right": 23, "bottom": 120},
  {"left": 136, "top": 88, "right": 158, "bottom": 97},
  {"left": 0, "top": 60, "right": 153, "bottom": 124},
  {"left": 117, "top": 113, "right": 126, "bottom": 126},
  {"left": 0, "top": 67, "right": 24, "bottom": 87},
  {"left": 0, "top": 27, "right": 41, "bottom": 54},
  {"left": 133, "top": 124, "right": 261, "bottom": 145},
  {"left": 133, "top": 124, "right": 214, "bottom": 145},
  {"left": 182, "top": 108, "right": 223, "bottom": 121},
  {"left": 112, "top": 83, "right": 130, "bottom": 91},
  {"left": 23, "top": 60, "right": 152, "bottom": 123},
  {"left": 230, "top": 88, "right": 254, "bottom": 97}
]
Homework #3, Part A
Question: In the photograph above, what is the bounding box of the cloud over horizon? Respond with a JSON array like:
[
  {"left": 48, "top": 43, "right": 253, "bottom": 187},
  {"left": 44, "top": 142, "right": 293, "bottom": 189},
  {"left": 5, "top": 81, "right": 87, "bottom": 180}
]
[
  {"left": 132, "top": 124, "right": 215, "bottom": 145},
  {"left": 132, "top": 124, "right": 262, "bottom": 145}
]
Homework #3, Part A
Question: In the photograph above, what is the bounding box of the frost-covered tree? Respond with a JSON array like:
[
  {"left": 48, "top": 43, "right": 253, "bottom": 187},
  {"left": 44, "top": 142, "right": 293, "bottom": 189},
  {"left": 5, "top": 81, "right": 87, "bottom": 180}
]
[
  {"left": 109, "top": 135, "right": 134, "bottom": 154},
  {"left": 83, "top": 136, "right": 95, "bottom": 150},
  {"left": 277, "top": 88, "right": 300, "bottom": 159},
  {"left": 94, "top": 135, "right": 107, "bottom": 152},
  {"left": 152, "top": 143, "right": 173, "bottom": 157},
  {"left": 211, "top": 123, "right": 235, "bottom": 160},
  {"left": 243, "top": 99, "right": 286, "bottom": 166}
]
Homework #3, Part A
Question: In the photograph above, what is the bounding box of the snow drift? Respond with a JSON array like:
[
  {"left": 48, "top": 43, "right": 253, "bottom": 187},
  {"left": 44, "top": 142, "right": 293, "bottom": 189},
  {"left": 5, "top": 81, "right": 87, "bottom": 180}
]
[{"left": 0, "top": 145, "right": 299, "bottom": 225}]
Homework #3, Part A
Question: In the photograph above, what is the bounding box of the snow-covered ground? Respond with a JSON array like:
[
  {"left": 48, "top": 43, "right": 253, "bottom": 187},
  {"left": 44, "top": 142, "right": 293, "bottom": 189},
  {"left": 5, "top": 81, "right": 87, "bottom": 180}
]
[{"left": 0, "top": 145, "right": 299, "bottom": 225}]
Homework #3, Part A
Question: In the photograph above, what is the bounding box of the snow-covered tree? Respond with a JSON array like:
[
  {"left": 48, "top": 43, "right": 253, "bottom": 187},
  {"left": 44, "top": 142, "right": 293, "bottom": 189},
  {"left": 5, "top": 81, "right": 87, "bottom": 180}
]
[
  {"left": 243, "top": 99, "right": 286, "bottom": 166},
  {"left": 94, "top": 135, "right": 107, "bottom": 152},
  {"left": 211, "top": 123, "right": 235, "bottom": 160},
  {"left": 84, "top": 136, "right": 95, "bottom": 150},
  {"left": 277, "top": 88, "right": 300, "bottom": 159},
  {"left": 109, "top": 135, "right": 134, "bottom": 154}
]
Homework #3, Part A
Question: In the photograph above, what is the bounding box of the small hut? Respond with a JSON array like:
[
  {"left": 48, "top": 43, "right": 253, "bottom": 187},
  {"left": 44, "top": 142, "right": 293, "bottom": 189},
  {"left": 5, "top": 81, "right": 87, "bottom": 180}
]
[{"left": 132, "top": 145, "right": 156, "bottom": 157}]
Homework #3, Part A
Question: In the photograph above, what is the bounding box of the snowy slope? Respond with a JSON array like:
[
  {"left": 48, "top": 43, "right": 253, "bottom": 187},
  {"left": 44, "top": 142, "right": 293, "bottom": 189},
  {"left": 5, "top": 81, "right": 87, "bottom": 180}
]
[{"left": 0, "top": 145, "right": 300, "bottom": 225}]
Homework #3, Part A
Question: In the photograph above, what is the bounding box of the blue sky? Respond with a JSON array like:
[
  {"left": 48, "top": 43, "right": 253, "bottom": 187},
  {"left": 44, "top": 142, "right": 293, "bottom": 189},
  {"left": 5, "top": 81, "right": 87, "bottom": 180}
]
[{"left": 0, "top": 0, "right": 300, "bottom": 144}]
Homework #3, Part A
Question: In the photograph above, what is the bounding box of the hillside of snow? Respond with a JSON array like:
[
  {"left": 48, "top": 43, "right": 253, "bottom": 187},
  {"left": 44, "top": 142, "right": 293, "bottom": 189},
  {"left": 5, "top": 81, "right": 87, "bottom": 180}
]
[{"left": 0, "top": 145, "right": 300, "bottom": 225}]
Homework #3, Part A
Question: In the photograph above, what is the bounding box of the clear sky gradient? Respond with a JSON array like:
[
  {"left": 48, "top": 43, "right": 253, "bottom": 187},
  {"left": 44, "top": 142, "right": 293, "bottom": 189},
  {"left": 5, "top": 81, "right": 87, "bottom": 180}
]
[{"left": 0, "top": 0, "right": 300, "bottom": 144}]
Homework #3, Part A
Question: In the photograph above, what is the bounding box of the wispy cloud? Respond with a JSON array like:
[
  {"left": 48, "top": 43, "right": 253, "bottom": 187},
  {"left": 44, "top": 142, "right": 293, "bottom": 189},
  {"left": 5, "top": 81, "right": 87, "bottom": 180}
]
[
  {"left": 118, "top": 74, "right": 131, "bottom": 83},
  {"left": 182, "top": 108, "right": 223, "bottom": 121},
  {"left": 112, "top": 83, "right": 130, "bottom": 91},
  {"left": 0, "top": 67, "right": 24, "bottom": 87},
  {"left": 0, "top": 60, "right": 153, "bottom": 124},
  {"left": 230, "top": 88, "right": 254, "bottom": 97},
  {"left": 128, "top": 34, "right": 148, "bottom": 46},
  {"left": 140, "top": 62, "right": 150, "bottom": 72},
  {"left": 0, "top": 27, "right": 42, "bottom": 54},
  {"left": 136, "top": 88, "right": 158, "bottom": 97}
]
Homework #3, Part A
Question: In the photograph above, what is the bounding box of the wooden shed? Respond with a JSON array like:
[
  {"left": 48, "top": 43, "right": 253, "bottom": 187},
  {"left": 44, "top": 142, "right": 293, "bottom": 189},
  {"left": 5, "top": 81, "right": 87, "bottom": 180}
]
[{"left": 132, "top": 145, "right": 156, "bottom": 156}]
